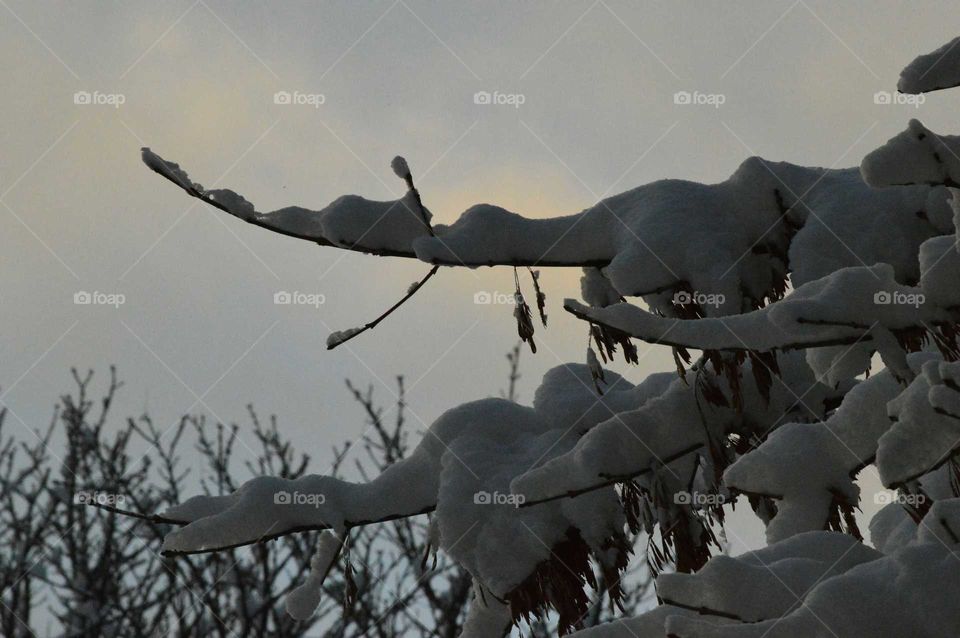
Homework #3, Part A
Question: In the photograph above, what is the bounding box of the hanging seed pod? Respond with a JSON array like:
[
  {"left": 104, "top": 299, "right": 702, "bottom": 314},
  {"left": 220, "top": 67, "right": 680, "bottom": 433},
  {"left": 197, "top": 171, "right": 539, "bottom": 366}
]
[
  {"left": 513, "top": 268, "right": 537, "bottom": 353},
  {"left": 587, "top": 346, "right": 606, "bottom": 394},
  {"left": 528, "top": 267, "right": 547, "bottom": 326}
]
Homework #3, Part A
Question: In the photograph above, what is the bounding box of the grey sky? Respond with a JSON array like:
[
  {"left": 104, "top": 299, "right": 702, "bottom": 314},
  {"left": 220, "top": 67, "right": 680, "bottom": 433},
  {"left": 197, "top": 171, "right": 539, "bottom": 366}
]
[{"left": 1, "top": 0, "right": 956, "bottom": 553}]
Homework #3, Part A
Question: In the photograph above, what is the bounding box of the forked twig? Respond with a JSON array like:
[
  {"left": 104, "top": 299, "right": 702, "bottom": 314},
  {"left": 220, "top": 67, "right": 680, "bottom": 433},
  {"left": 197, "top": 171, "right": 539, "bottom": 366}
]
[{"left": 327, "top": 156, "right": 440, "bottom": 350}]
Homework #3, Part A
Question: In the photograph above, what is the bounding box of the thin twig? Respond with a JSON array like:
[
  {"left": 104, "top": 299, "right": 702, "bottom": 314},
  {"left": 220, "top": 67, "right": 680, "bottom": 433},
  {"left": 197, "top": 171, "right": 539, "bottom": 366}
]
[{"left": 327, "top": 265, "right": 440, "bottom": 351}]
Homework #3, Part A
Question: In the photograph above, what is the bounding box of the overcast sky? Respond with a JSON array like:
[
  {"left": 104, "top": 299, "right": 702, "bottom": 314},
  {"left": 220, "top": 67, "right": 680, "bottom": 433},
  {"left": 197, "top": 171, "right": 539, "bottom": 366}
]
[{"left": 2, "top": 0, "right": 957, "bottom": 552}]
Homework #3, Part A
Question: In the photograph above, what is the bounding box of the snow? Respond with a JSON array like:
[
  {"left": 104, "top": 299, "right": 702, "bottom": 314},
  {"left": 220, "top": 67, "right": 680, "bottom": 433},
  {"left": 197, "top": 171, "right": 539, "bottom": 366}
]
[
  {"left": 861, "top": 120, "right": 960, "bottom": 188},
  {"left": 161, "top": 364, "right": 661, "bottom": 621},
  {"left": 512, "top": 352, "right": 839, "bottom": 508},
  {"left": 391, "top": 155, "right": 410, "bottom": 180},
  {"left": 142, "top": 147, "right": 200, "bottom": 193},
  {"left": 723, "top": 360, "right": 928, "bottom": 543},
  {"left": 285, "top": 529, "right": 343, "bottom": 620},
  {"left": 657, "top": 532, "right": 879, "bottom": 622},
  {"left": 919, "top": 233, "right": 960, "bottom": 307},
  {"left": 566, "top": 262, "right": 944, "bottom": 373},
  {"left": 899, "top": 36, "right": 960, "bottom": 94},
  {"left": 868, "top": 502, "right": 916, "bottom": 554},
  {"left": 917, "top": 498, "right": 960, "bottom": 545},
  {"left": 326, "top": 327, "right": 363, "bottom": 349},
  {"left": 787, "top": 170, "right": 950, "bottom": 286},
  {"left": 146, "top": 149, "right": 949, "bottom": 314},
  {"left": 573, "top": 537, "right": 960, "bottom": 637},
  {"left": 580, "top": 267, "right": 622, "bottom": 308},
  {"left": 877, "top": 360, "right": 960, "bottom": 487},
  {"left": 567, "top": 606, "right": 701, "bottom": 637},
  {"left": 206, "top": 189, "right": 256, "bottom": 220},
  {"left": 143, "top": 52, "right": 960, "bottom": 632},
  {"left": 460, "top": 584, "right": 510, "bottom": 638},
  {"left": 580, "top": 527, "right": 960, "bottom": 637},
  {"left": 142, "top": 148, "right": 433, "bottom": 255}
]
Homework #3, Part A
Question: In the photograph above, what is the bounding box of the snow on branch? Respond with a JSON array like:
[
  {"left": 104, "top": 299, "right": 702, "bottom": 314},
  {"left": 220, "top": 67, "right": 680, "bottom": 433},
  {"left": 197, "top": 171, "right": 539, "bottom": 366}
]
[
  {"left": 569, "top": 510, "right": 960, "bottom": 637},
  {"left": 143, "top": 149, "right": 949, "bottom": 316},
  {"left": 861, "top": 119, "right": 960, "bottom": 188},
  {"left": 141, "top": 147, "right": 605, "bottom": 267},
  {"left": 899, "top": 35, "right": 960, "bottom": 94},
  {"left": 567, "top": 262, "right": 958, "bottom": 383},
  {"left": 877, "top": 359, "right": 960, "bottom": 487},
  {"left": 143, "top": 147, "right": 433, "bottom": 257},
  {"left": 511, "top": 352, "right": 841, "bottom": 515},
  {"left": 723, "top": 359, "right": 931, "bottom": 543},
  {"left": 118, "top": 364, "right": 665, "bottom": 633},
  {"left": 137, "top": 42, "right": 960, "bottom": 630}
]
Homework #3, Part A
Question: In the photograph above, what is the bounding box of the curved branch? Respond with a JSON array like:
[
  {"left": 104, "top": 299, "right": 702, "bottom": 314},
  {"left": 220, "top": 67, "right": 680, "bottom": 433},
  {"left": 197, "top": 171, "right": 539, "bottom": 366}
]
[
  {"left": 83, "top": 499, "right": 437, "bottom": 556},
  {"left": 142, "top": 147, "right": 611, "bottom": 268},
  {"left": 327, "top": 267, "right": 440, "bottom": 350},
  {"left": 563, "top": 299, "right": 872, "bottom": 353}
]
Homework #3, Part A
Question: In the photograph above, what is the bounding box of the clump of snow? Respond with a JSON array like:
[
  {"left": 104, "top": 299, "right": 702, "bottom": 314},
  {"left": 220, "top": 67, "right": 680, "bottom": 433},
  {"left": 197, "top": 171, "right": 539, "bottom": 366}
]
[
  {"left": 919, "top": 234, "right": 960, "bottom": 307},
  {"left": 460, "top": 583, "right": 510, "bottom": 637},
  {"left": 877, "top": 360, "right": 960, "bottom": 487},
  {"left": 658, "top": 532, "right": 879, "bottom": 622},
  {"left": 898, "top": 35, "right": 960, "bottom": 94},
  {"left": 391, "top": 155, "right": 410, "bottom": 180},
  {"left": 161, "top": 364, "right": 655, "bottom": 617},
  {"left": 723, "top": 358, "right": 930, "bottom": 543},
  {"left": 285, "top": 528, "right": 343, "bottom": 620},
  {"left": 570, "top": 520, "right": 960, "bottom": 637},
  {"left": 868, "top": 501, "right": 917, "bottom": 554},
  {"left": 567, "top": 262, "right": 946, "bottom": 379},
  {"left": 206, "top": 189, "right": 256, "bottom": 220},
  {"left": 788, "top": 169, "right": 950, "bottom": 286},
  {"left": 567, "top": 605, "right": 701, "bottom": 637},
  {"left": 141, "top": 149, "right": 433, "bottom": 256},
  {"left": 580, "top": 267, "right": 622, "bottom": 307},
  {"left": 142, "top": 147, "right": 201, "bottom": 192},
  {"left": 861, "top": 119, "right": 960, "bottom": 188},
  {"left": 326, "top": 327, "right": 363, "bottom": 349},
  {"left": 512, "top": 352, "right": 838, "bottom": 508},
  {"left": 591, "top": 522, "right": 960, "bottom": 638}
]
